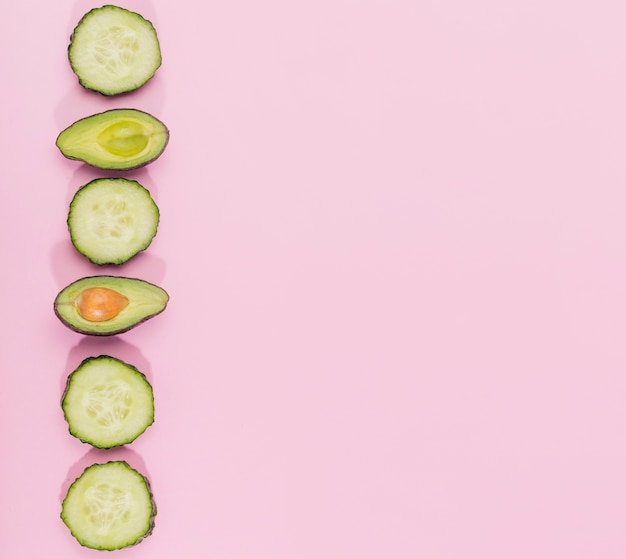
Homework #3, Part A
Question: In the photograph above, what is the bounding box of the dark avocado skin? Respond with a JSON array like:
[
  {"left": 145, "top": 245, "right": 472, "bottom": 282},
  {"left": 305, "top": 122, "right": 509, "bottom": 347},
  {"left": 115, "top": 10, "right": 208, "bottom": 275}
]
[
  {"left": 53, "top": 275, "right": 169, "bottom": 336},
  {"left": 59, "top": 143, "right": 170, "bottom": 172}
]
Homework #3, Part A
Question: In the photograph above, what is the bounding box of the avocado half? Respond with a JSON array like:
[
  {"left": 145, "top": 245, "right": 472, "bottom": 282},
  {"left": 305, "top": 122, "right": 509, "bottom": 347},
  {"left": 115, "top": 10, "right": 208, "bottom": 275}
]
[
  {"left": 56, "top": 108, "right": 169, "bottom": 170},
  {"left": 54, "top": 276, "right": 169, "bottom": 336}
]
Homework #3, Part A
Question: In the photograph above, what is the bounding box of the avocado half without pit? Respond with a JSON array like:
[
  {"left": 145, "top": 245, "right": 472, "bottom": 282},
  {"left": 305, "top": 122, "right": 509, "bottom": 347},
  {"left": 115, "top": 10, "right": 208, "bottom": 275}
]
[
  {"left": 56, "top": 108, "right": 169, "bottom": 170},
  {"left": 54, "top": 276, "right": 169, "bottom": 335}
]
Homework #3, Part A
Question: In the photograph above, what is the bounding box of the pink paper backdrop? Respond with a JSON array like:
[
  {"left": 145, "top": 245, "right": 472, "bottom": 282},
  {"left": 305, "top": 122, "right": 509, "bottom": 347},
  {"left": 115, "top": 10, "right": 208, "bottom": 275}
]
[{"left": 2, "top": 0, "right": 626, "bottom": 557}]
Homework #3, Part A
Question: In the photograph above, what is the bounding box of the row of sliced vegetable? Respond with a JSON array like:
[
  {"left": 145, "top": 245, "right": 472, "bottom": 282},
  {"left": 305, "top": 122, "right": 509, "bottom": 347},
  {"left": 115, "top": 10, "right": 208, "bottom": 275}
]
[{"left": 55, "top": 5, "right": 168, "bottom": 551}]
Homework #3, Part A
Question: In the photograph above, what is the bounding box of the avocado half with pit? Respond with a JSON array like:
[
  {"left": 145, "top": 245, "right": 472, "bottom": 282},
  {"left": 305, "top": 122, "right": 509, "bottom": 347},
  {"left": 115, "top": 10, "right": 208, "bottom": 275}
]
[
  {"left": 56, "top": 109, "right": 169, "bottom": 170},
  {"left": 54, "top": 276, "right": 169, "bottom": 335}
]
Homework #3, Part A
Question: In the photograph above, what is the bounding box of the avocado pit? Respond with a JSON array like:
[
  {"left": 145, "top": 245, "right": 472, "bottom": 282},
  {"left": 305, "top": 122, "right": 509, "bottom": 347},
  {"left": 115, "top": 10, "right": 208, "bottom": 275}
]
[{"left": 75, "top": 287, "right": 129, "bottom": 322}]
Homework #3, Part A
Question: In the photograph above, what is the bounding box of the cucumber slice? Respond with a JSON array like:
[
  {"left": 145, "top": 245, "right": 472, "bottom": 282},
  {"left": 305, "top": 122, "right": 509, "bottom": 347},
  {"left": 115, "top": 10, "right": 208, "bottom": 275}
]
[
  {"left": 62, "top": 461, "right": 156, "bottom": 550},
  {"left": 68, "top": 178, "right": 159, "bottom": 265},
  {"left": 69, "top": 5, "right": 162, "bottom": 95},
  {"left": 62, "top": 355, "right": 154, "bottom": 448}
]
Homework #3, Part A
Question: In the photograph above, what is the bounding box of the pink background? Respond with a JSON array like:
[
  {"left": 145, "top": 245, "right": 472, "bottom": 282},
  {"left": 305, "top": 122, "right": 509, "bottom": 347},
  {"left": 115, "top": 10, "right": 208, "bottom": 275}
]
[{"left": 2, "top": 0, "right": 626, "bottom": 557}]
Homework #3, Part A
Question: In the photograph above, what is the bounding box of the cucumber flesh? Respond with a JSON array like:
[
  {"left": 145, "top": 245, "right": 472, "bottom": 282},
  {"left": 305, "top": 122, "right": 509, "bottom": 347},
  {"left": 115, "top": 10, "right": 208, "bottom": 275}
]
[
  {"left": 68, "top": 178, "right": 159, "bottom": 265},
  {"left": 62, "top": 461, "right": 156, "bottom": 550},
  {"left": 69, "top": 5, "right": 162, "bottom": 95},
  {"left": 62, "top": 355, "right": 154, "bottom": 448}
]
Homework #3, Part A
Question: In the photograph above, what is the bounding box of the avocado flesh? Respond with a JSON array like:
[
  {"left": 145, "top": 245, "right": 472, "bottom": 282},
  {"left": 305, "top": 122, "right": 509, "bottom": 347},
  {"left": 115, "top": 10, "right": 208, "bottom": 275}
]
[
  {"left": 56, "top": 109, "right": 169, "bottom": 170},
  {"left": 54, "top": 276, "right": 169, "bottom": 335}
]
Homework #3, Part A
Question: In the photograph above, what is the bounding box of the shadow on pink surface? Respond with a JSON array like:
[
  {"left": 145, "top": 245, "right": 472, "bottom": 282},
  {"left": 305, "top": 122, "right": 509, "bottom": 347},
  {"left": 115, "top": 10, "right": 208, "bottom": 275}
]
[
  {"left": 59, "top": 336, "right": 154, "bottom": 398},
  {"left": 62, "top": 164, "right": 159, "bottom": 209},
  {"left": 49, "top": 160, "right": 167, "bottom": 290},
  {"left": 59, "top": 446, "right": 154, "bottom": 506},
  {"left": 55, "top": 0, "right": 165, "bottom": 132},
  {"left": 49, "top": 238, "right": 168, "bottom": 291}
]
